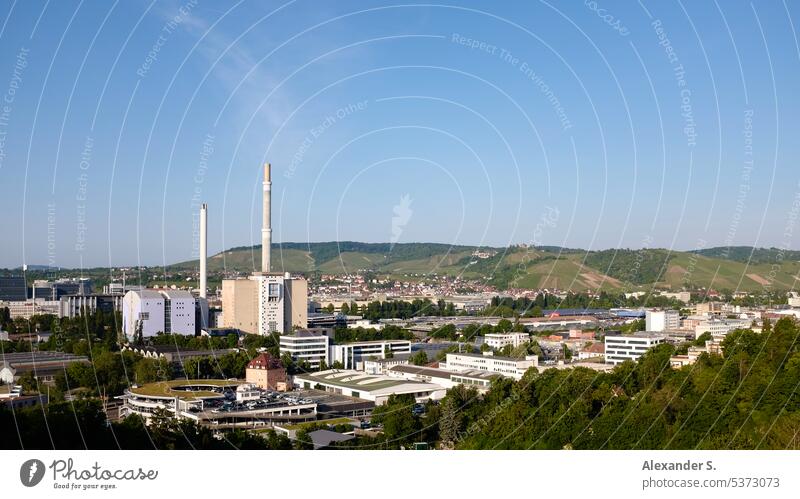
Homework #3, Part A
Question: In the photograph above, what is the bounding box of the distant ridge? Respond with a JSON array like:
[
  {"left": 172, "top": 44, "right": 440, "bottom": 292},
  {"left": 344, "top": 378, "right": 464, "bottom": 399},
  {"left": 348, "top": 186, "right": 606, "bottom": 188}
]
[{"left": 167, "top": 243, "right": 800, "bottom": 292}]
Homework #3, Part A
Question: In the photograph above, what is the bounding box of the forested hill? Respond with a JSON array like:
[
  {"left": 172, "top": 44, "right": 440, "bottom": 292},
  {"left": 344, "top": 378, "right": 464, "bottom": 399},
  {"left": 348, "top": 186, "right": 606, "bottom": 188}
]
[
  {"left": 170, "top": 243, "right": 800, "bottom": 292},
  {"left": 691, "top": 246, "right": 800, "bottom": 265}
]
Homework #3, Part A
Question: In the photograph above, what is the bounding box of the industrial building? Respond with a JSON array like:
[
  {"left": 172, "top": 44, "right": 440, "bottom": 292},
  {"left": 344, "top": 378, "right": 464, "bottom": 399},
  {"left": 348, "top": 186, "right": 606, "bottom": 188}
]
[
  {"left": 0, "top": 351, "right": 90, "bottom": 384},
  {"left": 387, "top": 364, "right": 498, "bottom": 392},
  {"left": 122, "top": 289, "right": 201, "bottom": 339},
  {"left": 292, "top": 369, "right": 445, "bottom": 405},
  {"left": 0, "top": 275, "right": 26, "bottom": 301},
  {"left": 59, "top": 293, "right": 123, "bottom": 318},
  {"left": 221, "top": 163, "right": 308, "bottom": 335},
  {"left": 645, "top": 310, "right": 680, "bottom": 332}
]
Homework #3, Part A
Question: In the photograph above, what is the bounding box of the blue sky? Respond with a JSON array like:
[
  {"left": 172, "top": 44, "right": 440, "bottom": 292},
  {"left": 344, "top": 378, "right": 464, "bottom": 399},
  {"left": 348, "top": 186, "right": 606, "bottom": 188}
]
[{"left": 1, "top": 0, "right": 799, "bottom": 268}]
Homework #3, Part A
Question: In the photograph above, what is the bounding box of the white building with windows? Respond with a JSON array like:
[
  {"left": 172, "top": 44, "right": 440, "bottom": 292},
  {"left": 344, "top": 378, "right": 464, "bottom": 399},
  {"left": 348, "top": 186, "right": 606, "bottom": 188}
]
[
  {"left": 443, "top": 352, "right": 538, "bottom": 380},
  {"left": 694, "top": 318, "right": 751, "bottom": 340},
  {"left": 645, "top": 309, "right": 680, "bottom": 332},
  {"left": 279, "top": 328, "right": 332, "bottom": 369},
  {"left": 122, "top": 289, "right": 197, "bottom": 340},
  {"left": 122, "top": 290, "right": 165, "bottom": 339},
  {"left": 293, "top": 369, "right": 445, "bottom": 405},
  {"left": 330, "top": 339, "right": 412, "bottom": 370},
  {"left": 483, "top": 332, "right": 530, "bottom": 350},
  {"left": 604, "top": 332, "right": 666, "bottom": 365}
]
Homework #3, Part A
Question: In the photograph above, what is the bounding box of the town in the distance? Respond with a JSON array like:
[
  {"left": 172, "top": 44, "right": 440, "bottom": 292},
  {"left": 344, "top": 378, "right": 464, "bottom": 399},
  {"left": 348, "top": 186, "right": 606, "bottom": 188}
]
[{"left": 2, "top": 163, "right": 800, "bottom": 450}]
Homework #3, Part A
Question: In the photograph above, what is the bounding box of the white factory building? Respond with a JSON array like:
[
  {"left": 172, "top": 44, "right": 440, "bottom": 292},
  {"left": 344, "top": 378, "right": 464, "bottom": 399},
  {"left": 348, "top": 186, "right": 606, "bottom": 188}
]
[
  {"left": 293, "top": 369, "right": 445, "bottom": 405},
  {"left": 443, "top": 352, "right": 538, "bottom": 381},
  {"left": 604, "top": 332, "right": 666, "bottom": 365},
  {"left": 122, "top": 289, "right": 200, "bottom": 340},
  {"left": 645, "top": 309, "right": 680, "bottom": 332}
]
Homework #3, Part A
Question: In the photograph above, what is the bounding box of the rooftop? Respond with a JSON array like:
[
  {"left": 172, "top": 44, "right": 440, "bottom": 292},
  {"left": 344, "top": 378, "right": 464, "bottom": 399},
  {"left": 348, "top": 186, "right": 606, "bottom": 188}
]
[
  {"left": 127, "top": 379, "right": 239, "bottom": 400},
  {"left": 296, "top": 369, "right": 438, "bottom": 393}
]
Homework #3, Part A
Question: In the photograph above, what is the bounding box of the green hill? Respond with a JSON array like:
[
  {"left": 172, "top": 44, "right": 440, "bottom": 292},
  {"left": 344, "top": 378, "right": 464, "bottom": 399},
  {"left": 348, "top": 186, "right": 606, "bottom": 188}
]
[{"left": 169, "top": 243, "right": 800, "bottom": 292}]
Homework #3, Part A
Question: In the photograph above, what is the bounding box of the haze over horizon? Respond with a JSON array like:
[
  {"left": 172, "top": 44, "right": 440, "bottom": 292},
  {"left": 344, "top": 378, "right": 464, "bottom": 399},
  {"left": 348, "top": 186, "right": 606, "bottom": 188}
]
[{"left": 2, "top": 1, "right": 800, "bottom": 268}]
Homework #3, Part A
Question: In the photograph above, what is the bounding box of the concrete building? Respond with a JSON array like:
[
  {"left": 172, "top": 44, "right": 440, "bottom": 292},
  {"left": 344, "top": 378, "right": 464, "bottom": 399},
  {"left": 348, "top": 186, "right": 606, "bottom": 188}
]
[
  {"left": 694, "top": 318, "right": 751, "bottom": 340},
  {"left": 0, "top": 276, "right": 26, "bottom": 301},
  {"left": 604, "top": 332, "right": 666, "bottom": 365},
  {"left": 279, "top": 328, "right": 333, "bottom": 369},
  {"left": 443, "top": 352, "right": 538, "bottom": 380},
  {"left": 293, "top": 369, "right": 445, "bottom": 405},
  {"left": 0, "top": 299, "right": 60, "bottom": 319},
  {"left": 221, "top": 164, "right": 307, "bottom": 335},
  {"left": 387, "top": 364, "right": 497, "bottom": 392},
  {"left": 330, "top": 339, "right": 412, "bottom": 370},
  {"left": 120, "top": 379, "right": 316, "bottom": 427},
  {"left": 483, "top": 332, "right": 530, "bottom": 350},
  {"left": 0, "top": 351, "right": 89, "bottom": 384},
  {"left": 645, "top": 309, "right": 680, "bottom": 332},
  {"left": 59, "top": 294, "right": 122, "bottom": 318},
  {"left": 245, "top": 352, "right": 287, "bottom": 391},
  {"left": 122, "top": 289, "right": 197, "bottom": 340},
  {"left": 363, "top": 353, "right": 411, "bottom": 375}
]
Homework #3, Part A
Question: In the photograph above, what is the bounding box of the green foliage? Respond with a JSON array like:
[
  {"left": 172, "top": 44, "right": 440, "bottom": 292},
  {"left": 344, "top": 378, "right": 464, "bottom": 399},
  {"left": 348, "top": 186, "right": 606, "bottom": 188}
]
[
  {"left": 409, "top": 350, "right": 428, "bottom": 366},
  {"left": 333, "top": 325, "right": 414, "bottom": 343},
  {"left": 584, "top": 249, "right": 674, "bottom": 285}
]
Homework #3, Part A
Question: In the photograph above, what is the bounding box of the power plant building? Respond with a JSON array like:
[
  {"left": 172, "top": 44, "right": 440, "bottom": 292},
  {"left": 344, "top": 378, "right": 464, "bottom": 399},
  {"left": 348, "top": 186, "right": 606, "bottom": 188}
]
[
  {"left": 221, "top": 163, "right": 307, "bottom": 335},
  {"left": 122, "top": 289, "right": 198, "bottom": 340}
]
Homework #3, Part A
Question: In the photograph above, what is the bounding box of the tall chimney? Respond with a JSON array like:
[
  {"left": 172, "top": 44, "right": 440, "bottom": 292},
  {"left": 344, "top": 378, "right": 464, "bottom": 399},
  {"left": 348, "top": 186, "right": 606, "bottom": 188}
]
[
  {"left": 200, "top": 203, "right": 207, "bottom": 299},
  {"left": 262, "top": 163, "right": 271, "bottom": 273}
]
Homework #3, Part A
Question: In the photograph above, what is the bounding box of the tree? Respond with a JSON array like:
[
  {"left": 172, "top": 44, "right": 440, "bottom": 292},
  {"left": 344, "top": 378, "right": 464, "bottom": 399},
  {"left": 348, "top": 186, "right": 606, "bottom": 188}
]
[
  {"left": 409, "top": 350, "right": 428, "bottom": 366},
  {"left": 439, "top": 396, "right": 460, "bottom": 448}
]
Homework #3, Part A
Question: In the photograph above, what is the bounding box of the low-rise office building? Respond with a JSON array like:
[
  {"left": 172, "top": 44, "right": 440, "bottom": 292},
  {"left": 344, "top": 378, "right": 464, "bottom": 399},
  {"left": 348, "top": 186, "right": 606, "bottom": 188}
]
[
  {"left": 330, "top": 339, "right": 412, "bottom": 370},
  {"left": 443, "top": 352, "right": 538, "bottom": 380},
  {"left": 279, "top": 328, "right": 333, "bottom": 369},
  {"left": 483, "top": 332, "right": 530, "bottom": 350},
  {"left": 604, "top": 332, "right": 666, "bottom": 365},
  {"left": 363, "top": 353, "right": 411, "bottom": 375}
]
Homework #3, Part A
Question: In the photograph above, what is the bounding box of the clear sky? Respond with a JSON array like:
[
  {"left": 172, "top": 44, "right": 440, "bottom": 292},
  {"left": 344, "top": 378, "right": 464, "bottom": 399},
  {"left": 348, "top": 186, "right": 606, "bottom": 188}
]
[{"left": 1, "top": 0, "right": 799, "bottom": 268}]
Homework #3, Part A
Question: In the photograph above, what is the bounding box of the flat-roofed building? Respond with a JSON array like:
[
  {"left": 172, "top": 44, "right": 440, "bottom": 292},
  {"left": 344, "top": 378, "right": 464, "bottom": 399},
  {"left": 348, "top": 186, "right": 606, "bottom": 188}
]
[
  {"left": 221, "top": 278, "right": 258, "bottom": 334},
  {"left": 293, "top": 369, "right": 445, "bottom": 405},
  {"left": 279, "top": 328, "right": 333, "bottom": 369},
  {"left": 387, "top": 364, "right": 497, "bottom": 392},
  {"left": 330, "top": 339, "right": 412, "bottom": 370},
  {"left": 483, "top": 332, "right": 530, "bottom": 350},
  {"left": 646, "top": 310, "right": 680, "bottom": 332},
  {"left": 604, "top": 332, "right": 666, "bottom": 365},
  {"left": 444, "top": 352, "right": 538, "bottom": 380}
]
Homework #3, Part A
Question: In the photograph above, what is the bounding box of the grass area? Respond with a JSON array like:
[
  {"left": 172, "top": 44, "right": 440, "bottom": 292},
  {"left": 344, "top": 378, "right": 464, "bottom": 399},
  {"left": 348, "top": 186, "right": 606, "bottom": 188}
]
[
  {"left": 129, "top": 379, "right": 238, "bottom": 399},
  {"left": 282, "top": 417, "right": 354, "bottom": 431}
]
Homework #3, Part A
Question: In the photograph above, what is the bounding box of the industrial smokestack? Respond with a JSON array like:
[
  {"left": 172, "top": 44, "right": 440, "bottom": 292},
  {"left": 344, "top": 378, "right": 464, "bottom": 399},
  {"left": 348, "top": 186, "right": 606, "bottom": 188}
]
[
  {"left": 200, "top": 203, "right": 207, "bottom": 299},
  {"left": 262, "top": 163, "right": 271, "bottom": 273}
]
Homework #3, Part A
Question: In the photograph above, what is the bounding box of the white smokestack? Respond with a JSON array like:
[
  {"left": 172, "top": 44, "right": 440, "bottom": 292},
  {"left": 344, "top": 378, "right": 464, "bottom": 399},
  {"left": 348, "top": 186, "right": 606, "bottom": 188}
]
[
  {"left": 262, "top": 163, "right": 271, "bottom": 273},
  {"left": 200, "top": 203, "right": 207, "bottom": 299}
]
